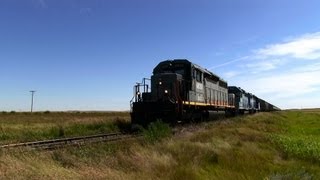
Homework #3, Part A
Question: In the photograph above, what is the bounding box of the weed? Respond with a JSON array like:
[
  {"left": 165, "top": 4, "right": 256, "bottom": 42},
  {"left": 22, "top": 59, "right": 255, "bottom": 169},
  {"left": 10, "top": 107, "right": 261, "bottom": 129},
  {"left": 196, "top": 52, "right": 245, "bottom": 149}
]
[
  {"left": 48, "top": 125, "right": 65, "bottom": 138},
  {"left": 44, "top": 110, "right": 50, "bottom": 114},
  {"left": 268, "top": 169, "right": 313, "bottom": 180},
  {"left": 51, "top": 151, "right": 76, "bottom": 168},
  {"left": 114, "top": 117, "right": 131, "bottom": 133},
  {"left": 143, "top": 120, "right": 172, "bottom": 143}
]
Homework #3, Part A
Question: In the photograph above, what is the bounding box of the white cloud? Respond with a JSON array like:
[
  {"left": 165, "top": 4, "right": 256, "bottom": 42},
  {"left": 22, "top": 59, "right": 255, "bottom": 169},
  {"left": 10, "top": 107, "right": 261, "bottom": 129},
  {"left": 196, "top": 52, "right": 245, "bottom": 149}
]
[
  {"left": 213, "top": 32, "right": 320, "bottom": 108},
  {"left": 245, "top": 59, "right": 286, "bottom": 73},
  {"left": 241, "top": 32, "right": 320, "bottom": 73},
  {"left": 281, "top": 97, "right": 320, "bottom": 109},
  {"left": 212, "top": 32, "right": 320, "bottom": 72},
  {"left": 293, "top": 62, "right": 320, "bottom": 72},
  {"left": 236, "top": 66, "right": 320, "bottom": 109},
  {"left": 256, "top": 32, "right": 320, "bottom": 60}
]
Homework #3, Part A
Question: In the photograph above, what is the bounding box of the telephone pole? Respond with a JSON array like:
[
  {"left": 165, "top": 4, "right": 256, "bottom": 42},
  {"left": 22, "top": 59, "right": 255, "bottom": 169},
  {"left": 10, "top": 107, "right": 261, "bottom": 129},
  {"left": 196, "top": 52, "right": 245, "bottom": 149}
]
[{"left": 30, "top": 90, "right": 36, "bottom": 113}]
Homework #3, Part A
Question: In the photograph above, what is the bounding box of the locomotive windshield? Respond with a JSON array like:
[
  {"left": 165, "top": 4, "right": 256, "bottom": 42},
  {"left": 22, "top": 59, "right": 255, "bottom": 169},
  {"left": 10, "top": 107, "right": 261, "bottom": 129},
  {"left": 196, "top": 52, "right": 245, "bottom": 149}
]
[
  {"left": 174, "top": 69, "right": 185, "bottom": 76},
  {"left": 154, "top": 63, "right": 186, "bottom": 76}
]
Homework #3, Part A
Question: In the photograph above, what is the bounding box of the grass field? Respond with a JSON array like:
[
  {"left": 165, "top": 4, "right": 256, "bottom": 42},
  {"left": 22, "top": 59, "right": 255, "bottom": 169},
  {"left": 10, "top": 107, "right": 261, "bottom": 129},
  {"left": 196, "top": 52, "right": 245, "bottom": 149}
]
[
  {"left": 0, "top": 110, "right": 320, "bottom": 179},
  {"left": 0, "top": 111, "right": 130, "bottom": 144}
]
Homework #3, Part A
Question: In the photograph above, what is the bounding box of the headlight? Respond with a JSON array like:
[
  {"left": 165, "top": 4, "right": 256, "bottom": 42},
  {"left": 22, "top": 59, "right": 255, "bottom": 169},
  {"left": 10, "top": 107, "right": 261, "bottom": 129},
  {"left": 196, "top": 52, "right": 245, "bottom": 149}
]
[
  {"left": 164, "top": 90, "right": 168, "bottom": 94},
  {"left": 159, "top": 81, "right": 162, "bottom": 85}
]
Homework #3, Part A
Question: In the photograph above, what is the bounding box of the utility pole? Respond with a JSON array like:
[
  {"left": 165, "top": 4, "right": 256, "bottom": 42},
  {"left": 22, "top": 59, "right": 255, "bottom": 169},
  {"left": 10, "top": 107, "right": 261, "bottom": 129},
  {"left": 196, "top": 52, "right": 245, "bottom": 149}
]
[{"left": 30, "top": 90, "right": 36, "bottom": 113}]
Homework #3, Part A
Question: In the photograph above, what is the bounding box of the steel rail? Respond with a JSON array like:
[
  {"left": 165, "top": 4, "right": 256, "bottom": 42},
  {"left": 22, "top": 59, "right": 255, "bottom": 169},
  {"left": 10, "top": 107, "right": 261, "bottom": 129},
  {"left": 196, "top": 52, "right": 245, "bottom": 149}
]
[{"left": 0, "top": 132, "right": 135, "bottom": 150}]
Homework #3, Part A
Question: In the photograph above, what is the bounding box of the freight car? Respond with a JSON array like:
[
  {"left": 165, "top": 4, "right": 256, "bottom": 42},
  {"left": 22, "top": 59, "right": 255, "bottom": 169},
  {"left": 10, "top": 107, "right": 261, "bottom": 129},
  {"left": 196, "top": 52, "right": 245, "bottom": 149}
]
[
  {"left": 257, "top": 98, "right": 279, "bottom": 112},
  {"left": 130, "top": 59, "right": 278, "bottom": 126}
]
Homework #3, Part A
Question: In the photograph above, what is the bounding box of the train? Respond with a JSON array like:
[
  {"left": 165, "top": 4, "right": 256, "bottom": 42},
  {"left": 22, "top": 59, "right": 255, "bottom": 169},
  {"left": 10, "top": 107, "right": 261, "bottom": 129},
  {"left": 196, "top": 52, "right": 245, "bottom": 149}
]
[{"left": 130, "top": 59, "right": 279, "bottom": 126}]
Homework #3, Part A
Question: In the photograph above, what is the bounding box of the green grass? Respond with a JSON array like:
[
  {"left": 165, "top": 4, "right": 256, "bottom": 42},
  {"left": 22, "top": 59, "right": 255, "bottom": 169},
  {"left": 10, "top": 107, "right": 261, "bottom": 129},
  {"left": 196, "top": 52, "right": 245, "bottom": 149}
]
[
  {"left": 268, "top": 111, "right": 320, "bottom": 163},
  {"left": 270, "top": 134, "right": 320, "bottom": 162},
  {"left": 1, "top": 110, "right": 320, "bottom": 179},
  {"left": 142, "top": 120, "right": 172, "bottom": 143},
  {"left": 0, "top": 112, "right": 130, "bottom": 143}
]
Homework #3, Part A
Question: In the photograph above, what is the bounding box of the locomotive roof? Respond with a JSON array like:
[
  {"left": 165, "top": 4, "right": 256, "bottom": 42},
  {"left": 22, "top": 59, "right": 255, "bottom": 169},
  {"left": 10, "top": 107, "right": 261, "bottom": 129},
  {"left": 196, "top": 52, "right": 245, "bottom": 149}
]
[
  {"left": 192, "top": 62, "right": 227, "bottom": 83},
  {"left": 153, "top": 59, "right": 190, "bottom": 74},
  {"left": 154, "top": 59, "right": 227, "bottom": 83},
  {"left": 228, "top": 86, "right": 247, "bottom": 93}
]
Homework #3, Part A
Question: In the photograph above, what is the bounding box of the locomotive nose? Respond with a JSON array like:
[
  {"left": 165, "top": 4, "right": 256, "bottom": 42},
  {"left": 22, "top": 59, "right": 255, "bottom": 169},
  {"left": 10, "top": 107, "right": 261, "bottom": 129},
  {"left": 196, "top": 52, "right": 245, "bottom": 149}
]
[{"left": 151, "top": 73, "right": 182, "bottom": 102}]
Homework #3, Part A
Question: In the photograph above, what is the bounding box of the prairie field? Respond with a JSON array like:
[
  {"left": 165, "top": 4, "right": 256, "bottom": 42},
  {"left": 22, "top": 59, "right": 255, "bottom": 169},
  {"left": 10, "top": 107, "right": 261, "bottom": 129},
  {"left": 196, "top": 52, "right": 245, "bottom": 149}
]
[
  {"left": 0, "top": 110, "right": 320, "bottom": 179},
  {"left": 0, "top": 111, "right": 130, "bottom": 144}
]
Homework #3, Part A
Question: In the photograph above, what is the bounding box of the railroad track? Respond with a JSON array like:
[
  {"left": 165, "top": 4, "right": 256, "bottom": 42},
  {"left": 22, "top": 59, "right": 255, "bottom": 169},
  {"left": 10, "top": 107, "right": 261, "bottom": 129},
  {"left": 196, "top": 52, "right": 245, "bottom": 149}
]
[{"left": 0, "top": 132, "right": 136, "bottom": 150}]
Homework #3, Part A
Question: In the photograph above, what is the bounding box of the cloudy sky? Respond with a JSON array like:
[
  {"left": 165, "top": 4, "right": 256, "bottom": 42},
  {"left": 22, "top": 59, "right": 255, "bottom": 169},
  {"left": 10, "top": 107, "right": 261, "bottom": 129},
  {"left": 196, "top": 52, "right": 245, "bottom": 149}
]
[
  {"left": 0, "top": 0, "right": 320, "bottom": 111},
  {"left": 214, "top": 32, "right": 320, "bottom": 109}
]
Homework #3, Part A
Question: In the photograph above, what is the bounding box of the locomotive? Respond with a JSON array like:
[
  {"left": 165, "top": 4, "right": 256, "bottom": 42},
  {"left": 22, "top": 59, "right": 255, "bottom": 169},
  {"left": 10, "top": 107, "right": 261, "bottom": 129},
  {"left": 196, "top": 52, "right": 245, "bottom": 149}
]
[{"left": 130, "top": 59, "right": 278, "bottom": 126}]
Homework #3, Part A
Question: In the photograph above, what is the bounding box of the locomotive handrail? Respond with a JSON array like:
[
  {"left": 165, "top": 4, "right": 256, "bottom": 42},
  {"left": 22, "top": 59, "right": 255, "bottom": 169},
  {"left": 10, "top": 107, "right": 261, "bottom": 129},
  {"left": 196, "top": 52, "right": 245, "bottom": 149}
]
[{"left": 131, "top": 78, "right": 151, "bottom": 105}]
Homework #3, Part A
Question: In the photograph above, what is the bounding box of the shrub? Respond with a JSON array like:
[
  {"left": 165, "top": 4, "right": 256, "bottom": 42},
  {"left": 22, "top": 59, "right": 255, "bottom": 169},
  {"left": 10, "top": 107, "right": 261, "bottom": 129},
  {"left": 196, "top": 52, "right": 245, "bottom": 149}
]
[
  {"left": 51, "top": 151, "right": 75, "bottom": 168},
  {"left": 114, "top": 117, "right": 131, "bottom": 133},
  {"left": 143, "top": 120, "right": 172, "bottom": 143},
  {"left": 47, "top": 125, "right": 65, "bottom": 138}
]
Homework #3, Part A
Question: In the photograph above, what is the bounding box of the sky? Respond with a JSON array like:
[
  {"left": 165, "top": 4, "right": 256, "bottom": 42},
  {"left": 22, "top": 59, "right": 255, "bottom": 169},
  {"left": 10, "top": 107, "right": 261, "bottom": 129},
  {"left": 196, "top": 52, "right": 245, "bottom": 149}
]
[{"left": 1, "top": 0, "right": 320, "bottom": 111}]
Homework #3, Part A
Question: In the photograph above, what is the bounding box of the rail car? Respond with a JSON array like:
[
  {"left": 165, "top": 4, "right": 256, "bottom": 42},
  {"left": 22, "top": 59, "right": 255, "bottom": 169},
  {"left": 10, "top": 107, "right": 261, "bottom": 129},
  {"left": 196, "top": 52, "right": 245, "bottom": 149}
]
[
  {"left": 258, "top": 98, "right": 280, "bottom": 111},
  {"left": 130, "top": 59, "right": 279, "bottom": 126}
]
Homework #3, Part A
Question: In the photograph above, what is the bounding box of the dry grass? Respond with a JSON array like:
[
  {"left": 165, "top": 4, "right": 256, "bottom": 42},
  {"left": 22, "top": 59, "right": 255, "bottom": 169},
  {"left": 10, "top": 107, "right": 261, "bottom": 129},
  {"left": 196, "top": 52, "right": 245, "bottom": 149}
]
[
  {"left": 0, "top": 112, "right": 130, "bottom": 144},
  {"left": 0, "top": 110, "right": 320, "bottom": 179}
]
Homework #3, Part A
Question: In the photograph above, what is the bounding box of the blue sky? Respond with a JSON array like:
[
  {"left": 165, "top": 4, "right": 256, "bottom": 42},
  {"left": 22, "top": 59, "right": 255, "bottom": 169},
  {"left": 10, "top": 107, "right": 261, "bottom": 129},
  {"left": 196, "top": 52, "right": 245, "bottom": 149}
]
[{"left": 1, "top": 0, "right": 320, "bottom": 111}]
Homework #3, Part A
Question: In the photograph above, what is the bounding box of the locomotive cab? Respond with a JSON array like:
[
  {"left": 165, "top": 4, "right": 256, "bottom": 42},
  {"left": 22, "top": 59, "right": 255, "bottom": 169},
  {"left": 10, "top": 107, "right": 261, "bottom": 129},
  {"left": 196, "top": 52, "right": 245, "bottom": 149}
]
[{"left": 130, "top": 60, "right": 189, "bottom": 126}]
